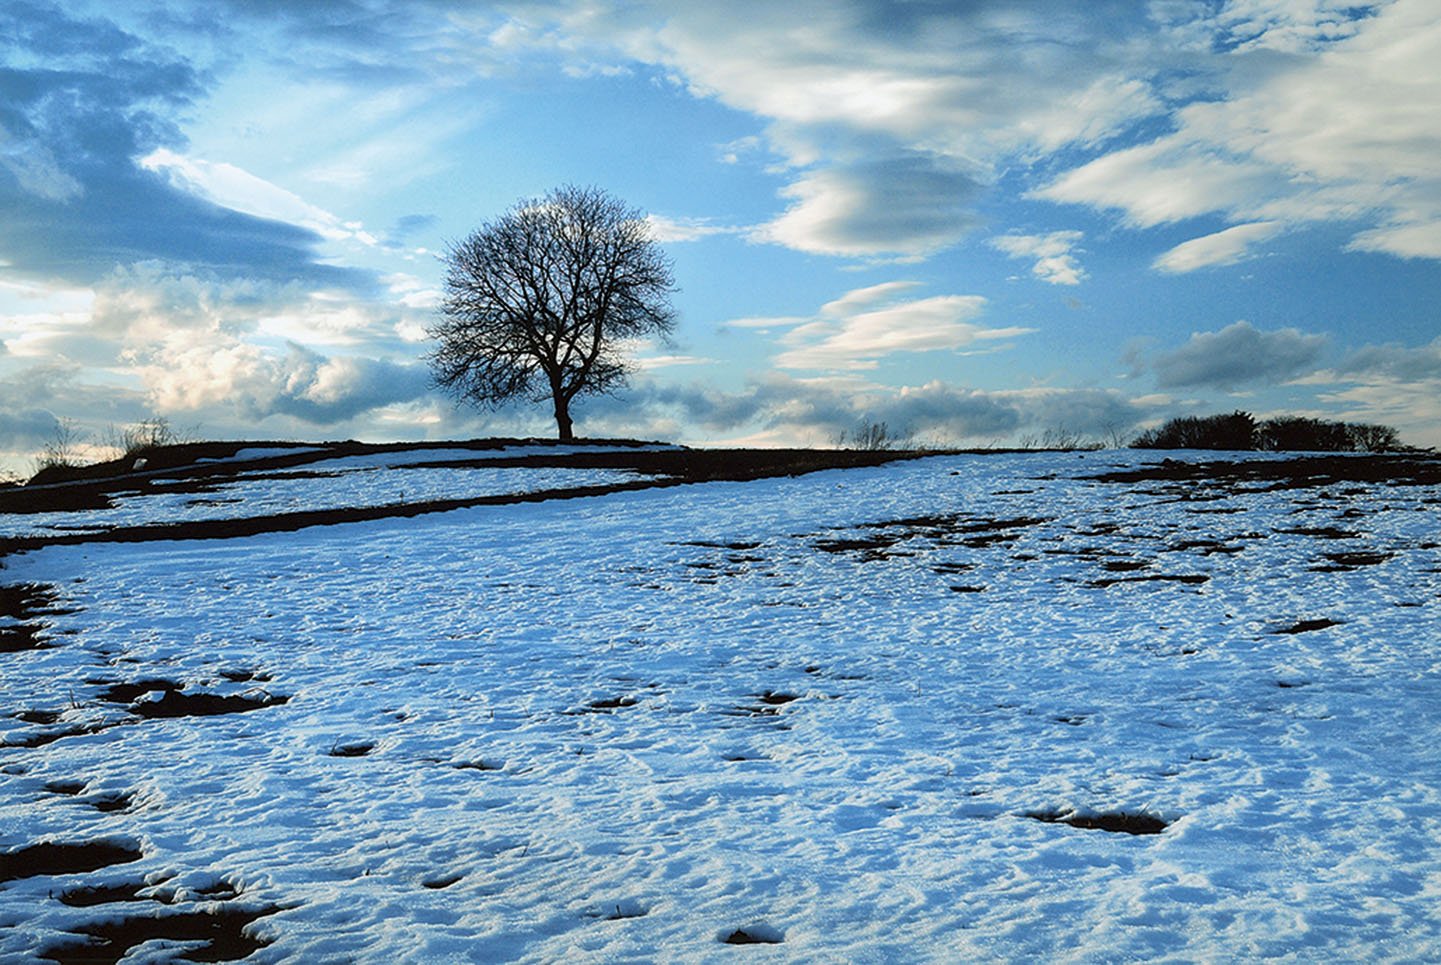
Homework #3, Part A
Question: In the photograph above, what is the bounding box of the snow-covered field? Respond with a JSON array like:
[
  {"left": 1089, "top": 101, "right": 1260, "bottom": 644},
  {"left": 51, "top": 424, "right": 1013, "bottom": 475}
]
[{"left": 2, "top": 447, "right": 1439, "bottom": 962}]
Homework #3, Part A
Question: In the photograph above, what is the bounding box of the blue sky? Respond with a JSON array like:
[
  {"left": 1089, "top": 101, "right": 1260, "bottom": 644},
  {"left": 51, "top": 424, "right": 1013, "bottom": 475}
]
[{"left": 3, "top": 0, "right": 1439, "bottom": 470}]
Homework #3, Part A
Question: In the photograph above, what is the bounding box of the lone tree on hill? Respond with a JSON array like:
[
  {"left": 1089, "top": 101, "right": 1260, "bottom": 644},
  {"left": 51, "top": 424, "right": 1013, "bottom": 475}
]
[{"left": 427, "top": 185, "right": 676, "bottom": 441}]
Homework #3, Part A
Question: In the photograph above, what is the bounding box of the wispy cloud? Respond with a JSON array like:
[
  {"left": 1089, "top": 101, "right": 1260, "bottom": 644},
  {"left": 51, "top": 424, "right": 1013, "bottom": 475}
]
[
  {"left": 766, "top": 282, "right": 1031, "bottom": 370},
  {"left": 1153, "top": 221, "right": 1283, "bottom": 273},
  {"left": 1043, "top": 0, "right": 1441, "bottom": 258},
  {"left": 991, "top": 230, "right": 1087, "bottom": 285}
]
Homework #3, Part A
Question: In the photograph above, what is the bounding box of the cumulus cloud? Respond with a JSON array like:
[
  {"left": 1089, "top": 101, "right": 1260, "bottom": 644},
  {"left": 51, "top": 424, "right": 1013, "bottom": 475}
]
[
  {"left": 1152, "top": 320, "right": 1328, "bottom": 390},
  {"left": 991, "top": 230, "right": 1087, "bottom": 285},
  {"left": 759, "top": 282, "right": 1031, "bottom": 370},
  {"left": 138, "top": 341, "right": 430, "bottom": 425}
]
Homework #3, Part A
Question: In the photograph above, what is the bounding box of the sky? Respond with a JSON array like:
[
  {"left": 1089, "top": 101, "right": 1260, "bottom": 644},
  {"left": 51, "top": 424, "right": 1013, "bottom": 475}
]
[{"left": 2, "top": 0, "right": 1439, "bottom": 472}]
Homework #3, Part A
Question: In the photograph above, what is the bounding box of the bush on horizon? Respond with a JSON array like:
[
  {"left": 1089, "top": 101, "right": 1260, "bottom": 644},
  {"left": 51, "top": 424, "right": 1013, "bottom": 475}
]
[{"left": 1132, "top": 411, "right": 1402, "bottom": 452}]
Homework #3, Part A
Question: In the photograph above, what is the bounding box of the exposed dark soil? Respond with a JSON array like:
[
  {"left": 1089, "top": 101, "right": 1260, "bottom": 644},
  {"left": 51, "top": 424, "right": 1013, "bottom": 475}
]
[
  {"left": 39, "top": 904, "right": 280, "bottom": 964},
  {"left": 0, "top": 582, "right": 76, "bottom": 652},
  {"left": 1, "top": 440, "right": 937, "bottom": 553},
  {"left": 58, "top": 881, "right": 157, "bottom": 907},
  {"left": 1275, "top": 618, "right": 1342, "bottom": 635},
  {"left": 1025, "top": 809, "right": 1169, "bottom": 835},
  {"left": 1087, "top": 574, "right": 1210, "bottom": 588},
  {"left": 1089, "top": 454, "right": 1441, "bottom": 490},
  {"left": 129, "top": 690, "right": 290, "bottom": 719},
  {"left": 0, "top": 840, "right": 143, "bottom": 882},
  {"left": 328, "top": 741, "right": 375, "bottom": 758},
  {"left": 721, "top": 927, "right": 784, "bottom": 945}
]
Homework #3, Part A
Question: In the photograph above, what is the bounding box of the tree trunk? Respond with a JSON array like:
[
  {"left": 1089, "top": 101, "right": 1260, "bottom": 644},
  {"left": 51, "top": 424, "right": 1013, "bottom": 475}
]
[{"left": 553, "top": 394, "right": 574, "bottom": 442}]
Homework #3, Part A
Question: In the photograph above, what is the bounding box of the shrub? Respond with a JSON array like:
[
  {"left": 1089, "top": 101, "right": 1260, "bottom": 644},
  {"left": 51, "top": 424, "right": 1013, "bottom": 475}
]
[
  {"left": 1131, "top": 411, "right": 1256, "bottom": 450},
  {"left": 837, "top": 419, "right": 910, "bottom": 451},
  {"left": 1134, "top": 411, "right": 1404, "bottom": 452}
]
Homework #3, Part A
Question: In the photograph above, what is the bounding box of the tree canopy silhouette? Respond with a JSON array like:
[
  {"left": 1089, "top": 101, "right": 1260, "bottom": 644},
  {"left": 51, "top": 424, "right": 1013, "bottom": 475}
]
[{"left": 428, "top": 185, "right": 676, "bottom": 441}]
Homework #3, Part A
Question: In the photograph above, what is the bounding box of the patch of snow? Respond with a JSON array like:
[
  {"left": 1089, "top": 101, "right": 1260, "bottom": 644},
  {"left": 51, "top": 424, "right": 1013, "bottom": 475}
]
[{"left": 1, "top": 451, "right": 1438, "bottom": 961}]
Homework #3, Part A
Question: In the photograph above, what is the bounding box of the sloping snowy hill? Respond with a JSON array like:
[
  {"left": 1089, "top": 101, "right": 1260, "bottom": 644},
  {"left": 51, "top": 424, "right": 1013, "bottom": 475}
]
[{"left": 2, "top": 443, "right": 1439, "bottom": 962}]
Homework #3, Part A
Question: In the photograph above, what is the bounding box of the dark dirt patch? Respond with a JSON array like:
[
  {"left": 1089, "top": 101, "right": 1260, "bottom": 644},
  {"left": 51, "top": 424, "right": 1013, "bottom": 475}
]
[
  {"left": 1274, "top": 525, "right": 1359, "bottom": 539},
  {"left": 1025, "top": 809, "right": 1169, "bottom": 835},
  {"left": 1, "top": 722, "right": 109, "bottom": 749},
  {"left": 1100, "top": 559, "right": 1150, "bottom": 572},
  {"left": 452, "top": 760, "right": 502, "bottom": 772},
  {"left": 13, "top": 709, "right": 62, "bottom": 725},
  {"left": 58, "top": 881, "right": 159, "bottom": 907},
  {"left": 1275, "top": 618, "right": 1342, "bottom": 634},
  {"left": 0, "top": 840, "right": 143, "bottom": 882},
  {"left": 721, "top": 927, "right": 784, "bottom": 945},
  {"left": 88, "top": 791, "right": 135, "bottom": 813},
  {"left": 2, "top": 723, "right": 110, "bottom": 754},
  {"left": 93, "top": 678, "right": 182, "bottom": 704},
  {"left": 813, "top": 534, "right": 903, "bottom": 557},
  {"left": 328, "top": 741, "right": 375, "bottom": 758},
  {"left": 586, "top": 696, "right": 639, "bottom": 711},
  {"left": 754, "top": 691, "right": 799, "bottom": 706},
  {"left": 815, "top": 514, "right": 1048, "bottom": 560},
  {"left": 1320, "top": 551, "right": 1393, "bottom": 568},
  {"left": 39, "top": 904, "right": 281, "bottom": 964},
  {"left": 422, "top": 873, "right": 464, "bottom": 889},
  {"left": 949, "top": 584, "right": 986, "bottom": 593},
  {"left": 1089, "top": 454, "right": 1441, "bottom": 491},
  {"left": 43, "top": 779, "right": 87, "bottom": 795},
  {"left": 677, "top": 540, "right": 762, "bottom": 551},
  {"left": 0, "top": 583, "right": 72, "bottom": 617},
  {"left": 931, "top": 561, "right": 977, "bottom": 574},
  {"left": 129, "top": 690, "right": 289, "bottom": 719},
  {"left": 0, "top": 582, "right": 78, "bottom": 653},
  {"left": 0, "top": 622, "right": 53, "bottom": 653},
  {"left": 1088, "top": 574, "right": 1210, "bottom": 588}
]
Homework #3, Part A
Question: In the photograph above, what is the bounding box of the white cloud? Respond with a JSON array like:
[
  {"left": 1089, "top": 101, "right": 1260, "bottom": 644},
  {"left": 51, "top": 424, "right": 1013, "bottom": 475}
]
[
  {"left": 499, "top": 1, "right": 1170, "bottom": 259},
  {"left": 770, "top": 283, "right": 1030, "bottom": 370},
  {"left": 1043, "top": 0, "right": 1441, "bottom": 259},
  {"left": 756, "top": 155, "right": 983, "bottom": 258},
  {"left": 1153, "top": 221, "right": 1283, "bottom": 273},
  {"left": 643, "top": 214, "right": 742, "bottom": 243},
  {"left": 139, "top": 148, "right": 376, "bottom": 246},
  {"left": 991, "top": 230, "right": 1087, "bottom": 285},
  {"left": 1038, "top": 140, "right": 1280, "bottom": 228}
]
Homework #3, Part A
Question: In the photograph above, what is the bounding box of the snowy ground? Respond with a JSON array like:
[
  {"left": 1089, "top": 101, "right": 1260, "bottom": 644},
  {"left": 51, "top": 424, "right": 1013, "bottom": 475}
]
[
  {"left": 1, "top": 447, "right": 1439, "bottom": 962},
  {"left": 1, "top": 444, "right": 668, "bottom": 538}
]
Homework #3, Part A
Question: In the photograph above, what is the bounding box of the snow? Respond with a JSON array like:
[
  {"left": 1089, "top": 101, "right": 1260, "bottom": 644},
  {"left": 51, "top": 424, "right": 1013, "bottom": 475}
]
[
  {"left": 1, "top": 449, "right": 1439, "bottom": 962},
  {"left": 2, "top": 443, "right": 671, "bottom": 537}
]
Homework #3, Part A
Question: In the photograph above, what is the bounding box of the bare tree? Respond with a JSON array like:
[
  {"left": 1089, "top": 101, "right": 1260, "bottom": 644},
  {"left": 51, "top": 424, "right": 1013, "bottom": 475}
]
[{"left": 428, "top": 185, "right": 677, "bottom": 441}]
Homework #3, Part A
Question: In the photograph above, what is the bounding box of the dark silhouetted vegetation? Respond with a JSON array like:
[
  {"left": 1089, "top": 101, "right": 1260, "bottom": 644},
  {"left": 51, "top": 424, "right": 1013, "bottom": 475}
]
[
  {"left": 1131, "top": 411, "right": 1403, "bottom": 452},
  {"left": 429, "top": 184, "right": 676, "bottom": 441}
]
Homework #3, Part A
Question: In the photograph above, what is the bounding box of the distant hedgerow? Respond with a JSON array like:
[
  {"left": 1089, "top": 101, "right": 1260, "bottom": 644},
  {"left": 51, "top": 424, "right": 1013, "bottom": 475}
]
[{"left": 1131, "top": 411, "right": 1403, "bottom": 452}]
